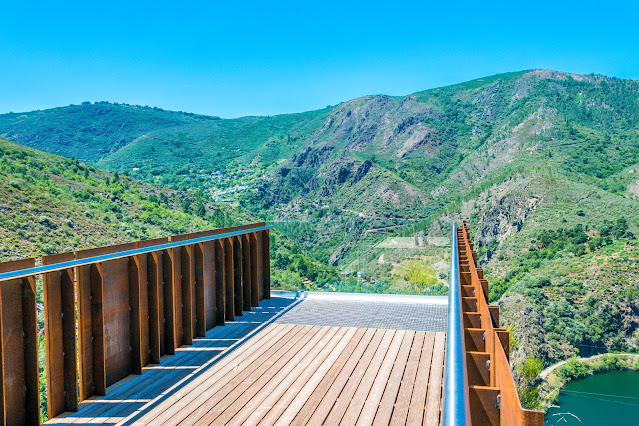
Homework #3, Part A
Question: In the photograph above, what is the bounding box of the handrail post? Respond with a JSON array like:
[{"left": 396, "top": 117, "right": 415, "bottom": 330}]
[{"left": 443, "top": 223, "right": 471, "bottom": 425}]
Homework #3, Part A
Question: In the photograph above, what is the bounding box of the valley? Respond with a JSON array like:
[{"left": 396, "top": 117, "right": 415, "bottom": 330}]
[{"left": 1, "top": 69, "right": 639, "bottom": 410}]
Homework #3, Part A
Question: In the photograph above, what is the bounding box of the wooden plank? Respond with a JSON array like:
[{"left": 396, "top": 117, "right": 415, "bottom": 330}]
[
  {"left": 147, "top": 251, "right": 162, "bottom": 363},
  {"left": 128, "top": 254, "right": 145, "bottom": 375},
  {"left": 292, "top": 328, "right": 375, "bottom": 425},
  {"left": 1, "top": 279, "right": 28, "bottom": 424},
  {"left": 224, "top": 238, "right": 235, "bottom": 321},
  {"left": 256, "top": 231, "right": 264, "bottom": 301},
  {"left": 233, "top": 235, "right": 243, "bottom": 316},
  {"left": 262, "top": 229, "right": 271, "bottom": 299},
  {"left": 0, "top": 259, "right": 40, "bottom": 424},
  {"left": 262, "top": 328, "right": 363, "bottom": 426},
  {"left": 201, "top": 241, "right": 216, "bottom": 331},
  {"left": 43, "top": 253, "right": 78, "bottom": 417},
  {"left": 340, "top": 330, "right": 404, "bottom": 425},
  {"left": 22, "top": 274, "right": 40, "bottom": 425},
  {"left": 371, "top": 331, "right": 416, "bottom": 425},
  {"left": 75, "top": 319, "right": 252, "bottom": 424},
  {"left": 356, "top": 331, "right": 410, "bottom": 426},
  {"left": 306, "top": 329, "right": 386, "bottom": 426},
  {"left": 171, "top": 248, "right": 184, "bottom": 348},
  {"left": 241, "top": 233, "right": 251, "bottom": 311},
  {"left": 191, "top": 326, "right": 336, "bottom": 425},
  {"left": 162, "top": 249, "right": 176, "bottom": 354},
  {"left": 78, "top": 319, "right": 253, "bottom": 424},
  {"left": 246, "top": 328, "right": 356, "bottom": 426},
  {"left": 214, "top": 240, "right": 226, "bottom": 325},
  {"left": 389, "top": 331, "right": 426, "bottom": 425},
  {"left": 407, "top": 332, "right": 436, "bottom": 425},
  {"left": 0, "top": 258, "right": 39, "bottom": 425},
  {"left": 424, "top": 332, "right": 446, "bottom": 426},
  {"left": 131, "top": 324, "right": 297, "bottom": 423},
  {"left": 138, "top": 254, "right": 150, "bottom": 368},
  {"left": 250, "top": 233, "right": 259, "bottom": 307},
  {"left": 136, "top": 238, "right": 168, "bottom": 363},
  {"left": 324, "top": 330, "right": 395, "bottom": 425},
  {"left": 172, "top": 326, "right": 317, "bottom": 425},
  {"left": 194, "top": 243, "right": 206, "bottom": 337},
  {"left": 180, "top": 245, "right": 195, "bottom": 345},
  {"left": 90, "top": 263, "right": 107, "bottom": 395},
  {"left": 102, "top": 258, "right": 133, "bottom": 387},
  {"left": 277, "top": 328, "right": 367, "bottom": 426},
  {"left": 139, "top": 324, "right": 304, "bottom": 425},
  {"left": 76, "top": 243, "right": 137, "bottom": 398}
]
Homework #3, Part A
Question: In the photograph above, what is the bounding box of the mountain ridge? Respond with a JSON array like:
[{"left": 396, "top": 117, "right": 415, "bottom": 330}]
[{"left": 1, "top": 70, "right": 639, "bottom": 401}]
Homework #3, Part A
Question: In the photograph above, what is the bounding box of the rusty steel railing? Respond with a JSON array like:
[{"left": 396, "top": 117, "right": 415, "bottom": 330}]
[
  {"left": 0, "top": 222, "right": 271, "bottom": 425},
  {"left": 456, "top": 221, "right": 544, "bottom": 425}
]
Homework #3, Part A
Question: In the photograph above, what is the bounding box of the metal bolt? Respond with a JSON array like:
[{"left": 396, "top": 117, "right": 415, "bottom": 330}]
[
  {"left": 496, "top": 394, "right": 501, "bottom": 410},
  {"left": 486, "top": 360, "right": 491, "bottom": 372}
]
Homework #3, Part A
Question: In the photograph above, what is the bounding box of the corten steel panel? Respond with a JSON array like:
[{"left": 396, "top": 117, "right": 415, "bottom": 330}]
[
  {"left": 241, "top": 234, "right": 251, "bottom": 312},
  {"left": 101, "top": 258, "right": 133, "bottom": 387},
  {"left": 0, "top": 258, "right": 39, "bottom": 426},
  {"left": 233, "top": 235, "right": 243, "bottom": 316},
  {"left": 262, "top": 229, "right": 271, "bottom": 299},
  {"left": 466, "top": 352, "right": 490, "bottom": 386},
  {"left": 214, "top": 240, "right": 226, "bottom": 326},
  {"left": 43, "top": 252, "right": 78, "bottom": 417},
  {"left": 201, "top": 241, "right": 216, "bottom": 331},
  {"left": 459, "top": 222, "right": 544, "bottom": 425},
  {"left": 256, "top": 231, "right": 264, "bottom": 301},
  {"left": 224, "top": 238, "right": 235, "bottom": 321},
  {"left": 162, "top": 250, "right": 177, "bottom": 354},
  {"left": 128, "top": 254, "right": 148, "bottom": 375},
  {"left": 249, "top": 233, "right": 259, "bottom": 307},
  {"left": 469, "top": 386, "right": 500, "bottom": 425},
  {"left": 180, "top": 245, "right": 196, "bottom": 345}
]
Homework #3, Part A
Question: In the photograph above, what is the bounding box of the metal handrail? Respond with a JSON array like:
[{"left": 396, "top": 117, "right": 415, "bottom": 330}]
[
  {"left": 443, "top": 223, "right": 471, "bottom": 425},
  {"left": 0, "top": 224, "right": 273, "bottom": 282}
]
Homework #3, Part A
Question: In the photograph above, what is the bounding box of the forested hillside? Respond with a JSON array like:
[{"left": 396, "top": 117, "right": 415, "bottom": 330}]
[{"left": 2, "top": 70, "right": 639, "bottom": 406}]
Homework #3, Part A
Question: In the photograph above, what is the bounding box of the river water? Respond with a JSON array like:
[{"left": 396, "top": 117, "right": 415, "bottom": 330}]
[{"left": 545, "top": 369, "right": 639, "bottom": 425}]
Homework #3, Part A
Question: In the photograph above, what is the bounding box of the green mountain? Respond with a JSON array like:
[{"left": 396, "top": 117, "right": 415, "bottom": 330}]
[
  {"left": 0, "top": 137, "right": 330, "bottom": 294},
  {"left": 2, "top": 70, "right": 639, "bottom": 402},
  {"left": 0, "top": 102, "right": 218, "bottom": 162}
]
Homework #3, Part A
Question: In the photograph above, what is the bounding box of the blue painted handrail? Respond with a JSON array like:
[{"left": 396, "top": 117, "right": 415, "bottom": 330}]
[
  {"left": 0, "top": 225, "right": 273, "bottom": 282},
  {"left": 443, "top": 223, "right": 471, "bottom": 425}
]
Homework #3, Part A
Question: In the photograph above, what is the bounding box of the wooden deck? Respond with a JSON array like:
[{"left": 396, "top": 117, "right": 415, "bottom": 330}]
[{"left": 46, "top": 296, "right": 446, "bottom": 425}]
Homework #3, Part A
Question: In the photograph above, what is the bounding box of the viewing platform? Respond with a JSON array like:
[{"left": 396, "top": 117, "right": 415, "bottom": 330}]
[
  {"left": 45, "top": 293, "right": 447, "bottom": 425},
  {"left": 0, "top": 222, "right": 544, "bottom": 425}
]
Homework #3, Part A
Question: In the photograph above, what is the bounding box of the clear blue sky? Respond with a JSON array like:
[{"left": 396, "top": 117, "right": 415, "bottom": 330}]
[{"left": 2, "top": 0, "right": 638, "bottom": 118}]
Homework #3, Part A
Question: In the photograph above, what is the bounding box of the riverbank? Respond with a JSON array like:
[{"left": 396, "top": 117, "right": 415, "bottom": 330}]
[
  {"left": 539, "top": 352, "right": 639, "bottom": 379},
  {"left": 537, "top": 353, "right": 639, "bottom": 410}
]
